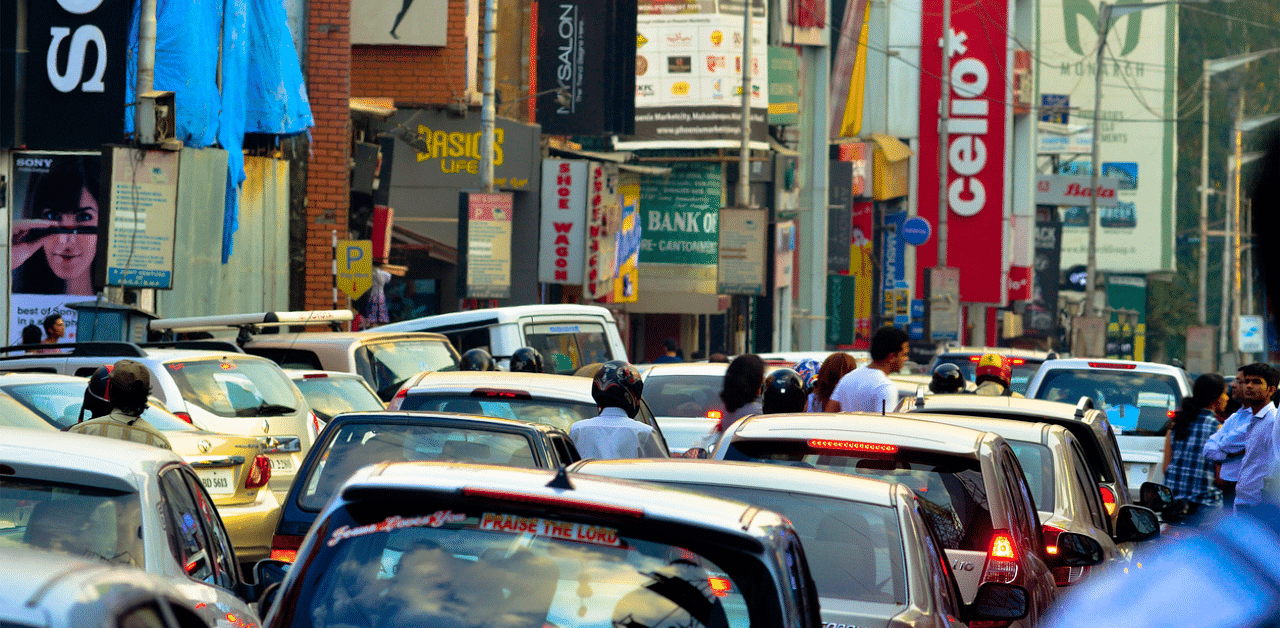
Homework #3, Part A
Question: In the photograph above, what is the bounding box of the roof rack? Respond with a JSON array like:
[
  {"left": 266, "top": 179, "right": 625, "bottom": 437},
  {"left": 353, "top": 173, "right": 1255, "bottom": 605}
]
[
  {"left": 1074, "top": 396, "right": 1095, "bottom": 419},
  {"left": 148, "top": 310, "right": 354, "bottom": 345},
  {"left": 138, "top": 340, "right": 244, "bottom": 353},
  {"left": 0, "top": 341, "right": 148, "bottom": 359}
]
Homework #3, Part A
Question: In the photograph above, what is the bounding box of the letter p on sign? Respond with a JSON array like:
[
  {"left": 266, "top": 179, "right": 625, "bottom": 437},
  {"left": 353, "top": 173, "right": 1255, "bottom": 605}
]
[{"left": 336, "top": 240, "right": 374, "bottom": 299}]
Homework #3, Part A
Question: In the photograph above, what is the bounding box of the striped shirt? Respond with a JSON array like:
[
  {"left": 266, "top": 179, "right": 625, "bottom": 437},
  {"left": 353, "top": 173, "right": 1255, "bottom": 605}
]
[
  {"left": 67, "top": 411, "right": 173, "bottom": 450},
  {"left": 1164, "top": 409, "right": 1221, "bottom": 505}
]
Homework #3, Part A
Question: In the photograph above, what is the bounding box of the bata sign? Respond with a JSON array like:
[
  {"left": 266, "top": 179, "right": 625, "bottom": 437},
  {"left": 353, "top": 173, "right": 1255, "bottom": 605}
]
[
  {"left": 1035, "top": 174, "right": 1121, "bottom": 207},
  {"left": 539, "top": 159, "right": 587, "bottom": 283},
  {"left": 915, "top": 0, "right": 1009, "bottom": 304}
]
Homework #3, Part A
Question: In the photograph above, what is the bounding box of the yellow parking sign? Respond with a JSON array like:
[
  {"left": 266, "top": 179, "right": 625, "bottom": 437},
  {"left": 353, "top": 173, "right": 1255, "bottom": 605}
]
[{"left": 336, "top": 240, "right": 373, "bottom": 299}]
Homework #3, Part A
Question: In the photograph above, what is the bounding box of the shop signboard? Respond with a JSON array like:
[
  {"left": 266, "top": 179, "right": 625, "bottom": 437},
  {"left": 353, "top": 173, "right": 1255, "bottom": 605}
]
[
  {"left": 775, "top": 220, "right": 795, "bottom": 290},
  {"left": 1035, "top": 174, "right": 1120, "bottom": 207},
  {"left": 612, "top": 174, "right": 642, "bottom": 303},
  {"left": 1027, "top": 205, "right": 1062, "bottom": 337},
  {"left": 100, "top": 147, "right": 178, "bottom": 289},
  {"left": 458, "top": 192, "right": 513, "bottom": 299},
  {"left": 639, "top": 162, "right": 720, "bottom": 294},
  {"left": 717, "top": 208, "right": 767, "bottom": 295},
  {"left": 767, "top": 46, "right": 800, "bottom": 125},
  {"left": 350, "top": 0, "right": 447, "bottom": 46},
  {"left": 584, "top": 163, "right": 622, "bottom": 301},
  {"left": 538, "top": 159, "right": 588, "bottom": 284}
]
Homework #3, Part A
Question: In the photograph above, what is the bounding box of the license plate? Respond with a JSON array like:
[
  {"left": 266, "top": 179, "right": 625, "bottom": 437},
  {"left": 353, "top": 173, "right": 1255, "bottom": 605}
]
[
  {"left": 198, "top": 468, "right": 236, "bottom": 495},
  {"left": 270, "top": 456, "right": 294, "bottom": 471}
]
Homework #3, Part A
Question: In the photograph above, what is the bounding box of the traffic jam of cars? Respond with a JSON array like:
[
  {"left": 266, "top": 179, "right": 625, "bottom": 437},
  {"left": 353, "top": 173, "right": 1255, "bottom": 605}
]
[{"left": 2, "top": 307, "right": 1200, "bottom": 628}]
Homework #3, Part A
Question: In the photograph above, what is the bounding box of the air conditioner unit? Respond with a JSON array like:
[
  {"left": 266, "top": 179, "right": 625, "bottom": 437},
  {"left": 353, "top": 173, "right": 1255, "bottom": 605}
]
[{"left": 138, "top": 90, "right": 176, "bottom": 145}]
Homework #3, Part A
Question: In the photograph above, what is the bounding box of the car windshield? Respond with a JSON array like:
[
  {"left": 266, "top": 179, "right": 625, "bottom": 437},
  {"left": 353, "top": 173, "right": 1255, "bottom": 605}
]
[
  {"left": 399, "top": 394, "right": 599, "bottom": 433},
  {"left": 275, "top": 502, "right": 764, "bottom": 628},
  {"left": 163, "top": 358, "right": 299, "bottom": 419},
  {"left": 659, "top": 483, "right": 906, "bottom": 605},
  {"left": 0, "top": 477, "right": 145, "bottom": 567},
  {"left": 358, "top": 341, "right": 462, "bottom": 401},
  {"left": 522, "top": 323, "right": 614, "bottom": 374},
  {"left": 1005, "top": 440, "right": 1056, "bottom": 512},
  {"left": 1, "top": 381, "right": 196, "bottom": 431},
  {"left": 298, "top": 423, "right": 542, "bottom": 511},
  {"left": 294, "top": 375, "right": 386, "bottom": 421},
  {"left": 643, "top": 374, "right": 727, "bottom": 417},
  {"left": 934, "top": 356, "right": 1043, "bottom": 395},
  {"left": 723, "top": 441, "right": 991, "bottom": 551},
  {"left": 1032, "top": 368, "right": 1181, "bottom": 435},
  {"left": 0, "top": 391, "right": 61, "bottom": 430}
]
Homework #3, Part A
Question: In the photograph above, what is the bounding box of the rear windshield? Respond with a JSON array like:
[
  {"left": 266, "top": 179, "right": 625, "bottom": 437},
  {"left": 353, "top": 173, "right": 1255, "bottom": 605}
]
[
  {"left": 358, "top": 341, "right": 462, "bottom": 401},
  {"left": 294, "top": 376, "right": 386, "bottom": 421},
  {"left": 2, "top": 381, "right": 196, "bottom": 431},
  {"left": 722, "top": 441, "right": 991, "bottom": 551},
  {"left": 1005, "top": 440, "right": 1055, "bottom": 512},
  {"left": 1, "top": 477, "right": 144, "bottom": 567},
  {"left": 662, "top": 483, "right": 906, "bottom": 605},
  {"left": 273, "top": 502, "right": 771, "bottom": 628},
  {"left": 399, "top": 394, "right": 598, "bottom": 433},
  {"left": 643, "top": 374, "right": 727, "bottom": 417},
  {"left": 163, "top": 358, "right": 300, "bottom": 419},
  {"left": 298, "top": 423, "right": 541, "bottom": 510},
  {"left": 933, "top": 356, "right": 1043, "bottom": 395},
  {"left": 523, "top": 323, "right": 613, "bottom": 374},
  {"left": 1032, "top": 369, "right": 1181, "bottom": 435}
]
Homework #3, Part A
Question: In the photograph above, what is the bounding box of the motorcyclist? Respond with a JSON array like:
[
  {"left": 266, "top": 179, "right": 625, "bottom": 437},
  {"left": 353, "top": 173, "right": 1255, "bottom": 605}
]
[
  {"left": 508, "top": 347, "right": 545, "bottom": 374},
  {"left": 459, "top": 348, "right": 499, "bottom": 372},
  {"left": 761, "top": 368, "right": 807, "bottom": 414},
  {"left": 569, "top": 360, "right": 665, "bottom": 459},
  {"left": 66, "top": 360, "right": 172, "bottom": 449},
  {"left": 973, "top": 353, "right": 1022, "bottom": 397},
  {"left": 928, "top": 362, "right": 968, "bottom": 394}
]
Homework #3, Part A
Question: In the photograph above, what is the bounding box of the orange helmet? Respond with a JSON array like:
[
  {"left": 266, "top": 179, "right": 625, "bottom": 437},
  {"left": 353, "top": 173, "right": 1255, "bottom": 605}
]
[{"left": 974, "top": 353, "right": 1012, "bottom": 387}]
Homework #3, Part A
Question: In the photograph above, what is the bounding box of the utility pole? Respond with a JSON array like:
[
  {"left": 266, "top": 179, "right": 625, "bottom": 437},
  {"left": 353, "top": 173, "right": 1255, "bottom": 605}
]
[
  {"left": 480, "top": 0, "right": 497, "bottom": 193},
  {"left": 1084, "top": 1, "right": 1109, "bottom": 318},
  {"left": 937, "top": 0, "right": 951, "bottom": 267},
  {"left": 738, "top": 0, "right": 753, "bottom": 209},
  {"left": 1220, "top": 92, "right": 1240, "bottom": 365},
  {"left": 1198, "top": 60, "right": 1210, "bottom": 326},
  {"left": 1232, "top": 92, "right": 1244, "bottom": 365}
]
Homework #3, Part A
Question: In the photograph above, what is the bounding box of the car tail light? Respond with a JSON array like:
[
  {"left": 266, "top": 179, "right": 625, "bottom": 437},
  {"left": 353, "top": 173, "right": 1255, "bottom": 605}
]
[
  {"left": 807, "top": 439, "right": 898, "bottom": 454},
  {"left": 1087, "top": 362, "right": 1137, "bottom": 369},
  {"left": 174, "top": 412, "right": 193, "bottom": 424},
  {"left": 982, "top": 531, "right": 1019, "bottom": 584},
  {"left": 1042, "top": 524, "right": 1064, "bottom": 556},
  {"left": 245, "top": 455, "right": 272, "bottom": 490},
  {"left": 471, "top": 388, "right": 533, "bottom": 400},
  {"left": 1167, "top": 410, "right": 1177, "bottom": 420},
  {"left": 460, "top": 487, "right": 645, "bottom": 518},
  {"left": 387, "top": 387, "right": 408, "bottom": 410},
  {"left": 1008, "top": 358, "right": 1026, "bottom": 365},
  {"left": 303, "top": 372, "right": 328, "bottom": 379},
  {"left": 1099, "top": 485, "right": 1118, "bottom": 516},
  {"left": 706, "top": 409, "right": 723, "bottom": 420},
  {"left": 271, "top": 534, "right": 303, "bottom": 562},
  {"left": 707, "top": 577, "right": 732, "bottom": 597},
  {"left": 311, "top": 411, "right": 324, "bottom": 436}
]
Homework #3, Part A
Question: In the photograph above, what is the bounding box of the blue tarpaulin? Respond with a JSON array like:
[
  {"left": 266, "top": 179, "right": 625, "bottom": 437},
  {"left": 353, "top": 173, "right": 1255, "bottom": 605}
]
[{"left": 127, "top": 0, "right": 313, "bottom": 263}]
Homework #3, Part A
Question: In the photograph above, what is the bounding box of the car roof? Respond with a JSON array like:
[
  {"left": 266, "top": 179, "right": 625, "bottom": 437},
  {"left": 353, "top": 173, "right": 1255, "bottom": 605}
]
[
  {"left": 908, "top": 394, "right": 1112, "bottom": 428},
  {"left": 404, "top": 371, "right": 594, "bottom": 402},
  {"left": 378, "top": 304, "right": 616, "bottom": 331},
  {"left": 909, "top": 413, "right": 1059, "bottom": 444},
  {"left": 570, "top": 458, "right": 900, "bottom": 506},
  {"left": 325, "top": 411, "right": 567, "bottom": 435},
  {"left": 0, "top": 546, "right": 190, "bottom": 616},
  {"left": 0, "top": 427, "right": 181, "bottom": 488},
  {"left": 757, "top": 351, "right": 871, "bottom": 363},
  {"left": 640, "top": 362, "right": 730, "bottom": 377},
  {"left": 0, "top": 546, "right": 116, "bottom": 608},
  {"left": 284, "top": 368, "right": 369, "bottom": 380},
  {"left": 726, "top": 412, "right": 991, "bottom": 455},
  {"left": 934, "top": 346, "right": 1054, "bottom": 359},
  {"left": 1035, "top": 357, "right": 1184, "bottom": 374},
  {"left": 246, "top": 331, "right": 449, "bottom": 347},
  {"left": 0, "top": 371, "right": 88, "bottom": 385},
  {"left": 342, "top": 462, "right": 788, "bottom": 539}
]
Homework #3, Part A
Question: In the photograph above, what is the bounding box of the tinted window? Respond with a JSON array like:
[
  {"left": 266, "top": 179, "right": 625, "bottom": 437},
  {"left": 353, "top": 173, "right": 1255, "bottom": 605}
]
[
  {"left": 1005, "top": 439, "right": 1056, "bottom": 512},
  {"left": 0, "top": 477, "right": 144, "bottom": 567},
  {"left": 158, "top": 468, "right": 214, "bottom": 582},
  {"left": 357, "top": 340, "right": 460, "bottom": 400},
  {"left": 163, "top": 358, "right": 299, "bottom": 418},
  {"left": 1033, "top": 368, "right": 1181, "bottom": 435},
  {"left": 661, "top": 483, "right": 907, "bottom": 605},
  {"left": 643, "top": 374, "right": 727, "bottom": 417},
  {"left": 179, "top": 469, "right": 239, "bottom": 589},
  {"left": 245, "top": 348, "right": 323, "bottom": 370},
  {"left": 293, "top": 375, "right": 386, "bottom": 421},
  {"left": 722, "top": 441, "right": 992, "bottom": 551},
  {"left": 523, "top": 323, "right": 613, "bottom": 374},
  {"left": 274, "top": 503, "right": 770, "bottom": 628},
  {"left": 399, "top": 394, "right": 599, "bottom": 433},
  {"left": 1069, "top": 439, "right": 1109, "bottom": 531},
  {"left": 299, "top": 423, "right": 542, "bottom": 510}
]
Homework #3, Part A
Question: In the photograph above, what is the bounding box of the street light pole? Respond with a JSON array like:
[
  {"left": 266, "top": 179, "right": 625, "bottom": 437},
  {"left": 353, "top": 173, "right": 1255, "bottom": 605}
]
[
  {"left": 938, "top": 0, "right": 951, "bottom": 267},
  {"left": 1084, "top": 1, "right": 1110, "bottom": 317}
]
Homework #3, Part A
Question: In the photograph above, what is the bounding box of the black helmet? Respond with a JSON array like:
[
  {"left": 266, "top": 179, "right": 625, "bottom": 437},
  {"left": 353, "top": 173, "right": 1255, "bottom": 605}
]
[
  {"left": 459, "top": 348, "right": 497, "bottom": 372},
  {"left": 929, "top": 362, "right": 967, "bottom": 394},
  {"left": 509, "top": 347, "right": 545, "bottom": 374},
  {"left": 762, "top": 368, "right": 807, "bottom": 414},
  {"left": 591, "top": 360, "right": 644, "bottom": 418},
  {"left": 80, "top": 365, "right": 113, "bottom": 421}
]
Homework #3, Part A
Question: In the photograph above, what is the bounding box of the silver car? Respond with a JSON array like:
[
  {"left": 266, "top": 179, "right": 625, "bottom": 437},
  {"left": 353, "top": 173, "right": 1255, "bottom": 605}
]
[
  {"left": 571, "top": 458, "right": 1033, "bottom": 628},
  {"left": 639, "top": 362, "right": 728, "bottom": 454}
]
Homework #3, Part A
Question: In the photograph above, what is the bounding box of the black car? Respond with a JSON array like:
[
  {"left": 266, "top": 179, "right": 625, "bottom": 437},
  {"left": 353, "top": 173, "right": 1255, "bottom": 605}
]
[{"left": 270, "top": 411, "right": 580, "bottom": 561}]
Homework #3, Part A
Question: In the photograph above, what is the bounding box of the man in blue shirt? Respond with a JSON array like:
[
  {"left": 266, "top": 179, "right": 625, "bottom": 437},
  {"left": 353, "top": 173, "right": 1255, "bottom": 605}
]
[
  {"left": 1230, "top": 364, "right": 1279, "bottom": 513},
  {"left": 1203, "top": 371, "right": 1258, "bottom": 509}
]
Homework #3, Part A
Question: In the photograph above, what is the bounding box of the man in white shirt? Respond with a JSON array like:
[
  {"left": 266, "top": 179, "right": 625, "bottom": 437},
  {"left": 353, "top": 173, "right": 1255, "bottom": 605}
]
[
  {"left": 830, "top": 326, "right": 910, "bottom": 414},
  {"left": 570, "top": 360, "right": 666, "bottom": 459}
]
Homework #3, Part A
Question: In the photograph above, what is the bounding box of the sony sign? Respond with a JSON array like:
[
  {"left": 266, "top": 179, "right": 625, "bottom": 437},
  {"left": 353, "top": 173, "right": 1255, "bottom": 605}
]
[{"left": 24, "top": 0, "right": 128, "bottom": 149}]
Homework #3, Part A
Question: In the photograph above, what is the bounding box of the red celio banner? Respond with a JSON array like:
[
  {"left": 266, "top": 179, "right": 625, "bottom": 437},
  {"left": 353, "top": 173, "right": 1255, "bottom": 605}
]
[{"left": 915, "top": 0, "right": 1008, "bottom": 304}]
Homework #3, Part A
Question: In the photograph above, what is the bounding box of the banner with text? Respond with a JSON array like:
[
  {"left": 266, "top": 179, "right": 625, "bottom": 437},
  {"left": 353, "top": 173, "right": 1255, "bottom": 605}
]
[
  {"left": 538, "top": 160, "right": 588, "bottom": 284},
  {"left": 639, "top": 162, "right": 721, "bottom": 294},
  {"left": 459, "top": 192, "right": 513, "bottom": 299},
  {"left": 101, "top": 147, "right": 178, "bottom": 289}
]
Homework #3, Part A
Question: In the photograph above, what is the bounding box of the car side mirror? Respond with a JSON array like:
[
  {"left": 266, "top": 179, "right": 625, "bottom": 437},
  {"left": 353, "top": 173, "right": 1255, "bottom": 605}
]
[
  {"left": 967, "top": 582, "right": 1029, "bottom": 621},
  {"left": 1114, "top": 504, "right": 1161, "bottom": 543},
  {"left": 1139, "top": 482, "right": 1173, "bottom": 511},
  {"left": 1051, "top": 531, "right": 1104, "bottom": 567},
  {"left": 250, "top": 559, "right": 290, "bottom": 609}
]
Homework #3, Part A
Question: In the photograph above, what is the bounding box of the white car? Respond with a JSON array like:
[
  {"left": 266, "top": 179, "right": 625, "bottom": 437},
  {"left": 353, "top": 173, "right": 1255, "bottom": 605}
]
[
  {"left": 638, "top": 361, "right": 728, "bottom": 454},
  {"left": 1024, "top": 358, "right": 1193, "bottom": 489},
  {"left": 0, "top": 428, "right": 262, "bottom": 624}
]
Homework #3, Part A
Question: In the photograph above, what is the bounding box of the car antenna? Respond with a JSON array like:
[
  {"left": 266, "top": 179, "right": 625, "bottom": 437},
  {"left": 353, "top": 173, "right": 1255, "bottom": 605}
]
[{"left": 546, "top": 466, "right": 575, "bottom": 490}]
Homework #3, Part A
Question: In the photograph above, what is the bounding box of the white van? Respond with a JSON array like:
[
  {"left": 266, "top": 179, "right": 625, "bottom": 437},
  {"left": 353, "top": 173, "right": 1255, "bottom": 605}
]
[{"left": 375, "top": 304, "right": 628, "bottom": 374}]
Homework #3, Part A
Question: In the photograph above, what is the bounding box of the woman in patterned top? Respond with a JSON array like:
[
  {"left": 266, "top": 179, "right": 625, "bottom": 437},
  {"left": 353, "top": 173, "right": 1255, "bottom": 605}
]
[{"left": 1163, "top": 373, "right": 1229, "bottom": 519}]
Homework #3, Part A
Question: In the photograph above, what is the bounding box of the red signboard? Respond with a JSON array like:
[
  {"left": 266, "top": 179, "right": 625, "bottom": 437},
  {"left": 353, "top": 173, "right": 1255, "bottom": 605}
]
[
  {"left": 915, "top": 0, "right": 1008, "bottom": 304},
  {"left": 1008, "top": 266, "right": 1031, "bottom": 302}
]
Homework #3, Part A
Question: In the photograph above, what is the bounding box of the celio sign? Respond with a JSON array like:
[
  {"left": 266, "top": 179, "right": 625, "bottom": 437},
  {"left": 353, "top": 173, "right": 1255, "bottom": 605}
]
[{"left": 946, "top": 55, "right": 993, "bottom": 218}]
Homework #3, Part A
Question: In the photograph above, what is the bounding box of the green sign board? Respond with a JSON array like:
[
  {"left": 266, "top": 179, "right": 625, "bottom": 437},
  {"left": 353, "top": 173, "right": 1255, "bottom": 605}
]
[
  {"left": 827, "top": 274, "right": 857, "bottom": 347},
  {"left": 639, "top": 163, "right": 721, "bottom": 267},
  {"left": 768, "top": 46, "right": 800, "bottom": 126}
]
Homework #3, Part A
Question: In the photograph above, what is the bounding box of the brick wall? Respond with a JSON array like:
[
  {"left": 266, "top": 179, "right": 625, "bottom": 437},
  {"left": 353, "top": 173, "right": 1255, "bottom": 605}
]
[
  {"left": 304, "top": 0, "right": 352, "bottom": 311},
  {"left": 350, "top": 0, "right": 471, "bottom": 103}
]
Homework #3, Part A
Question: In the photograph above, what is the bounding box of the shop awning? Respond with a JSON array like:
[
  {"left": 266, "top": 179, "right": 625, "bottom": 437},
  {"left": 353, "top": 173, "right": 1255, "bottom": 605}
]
[{"left": 350, "top": 97, "right": 397, "bottom": 118}]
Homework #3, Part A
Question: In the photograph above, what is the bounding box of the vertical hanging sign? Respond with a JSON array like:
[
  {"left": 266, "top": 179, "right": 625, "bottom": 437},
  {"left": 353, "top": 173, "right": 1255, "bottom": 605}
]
[
  {"left": 458, "top": 192, "right": 513, "bottom": 299},
  {"left": 538, "top": 159, "right": 588, "bottom": 283},
  {"left": 583, "top": 162, "right": 621, "bottom": 300}
]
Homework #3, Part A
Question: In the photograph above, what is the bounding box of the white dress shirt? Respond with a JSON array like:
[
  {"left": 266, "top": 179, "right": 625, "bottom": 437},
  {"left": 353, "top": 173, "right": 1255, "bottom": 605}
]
[{"left": 569, "top": 407, "right": 666, "bottom": 460}]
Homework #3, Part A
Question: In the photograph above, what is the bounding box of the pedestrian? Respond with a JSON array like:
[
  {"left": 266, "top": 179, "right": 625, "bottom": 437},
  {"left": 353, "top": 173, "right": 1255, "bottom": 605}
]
[
  {"left": 66, "top": 360, "right": 172, "bottom": 450},
  {"left": 1162, "top": 373, "right": 1228, "bottom": 520},
  {"left": 41, "top": 313, "right": 64, "bottom": 346},
  {"left": 972, "top": 353, "right": 1023, "bottom": 397},
  {"left": 1226, "top": 363, "right": 1279, "bottom": 514},
  {"left": 1203, "top": 364, "right": 1277, "bottom": 511},
  {"left": 19, "top": 324, "right": 42, "bottom": 352},
  {"left": 809, "top": 352, "right": 857, "bottom": 412},
  {"left": 716, "top": 354, "right": 765, "bottom": 432},
  {"left": 569, "top": 360, "right": 665, "bottom": 459},
  {"left": 761, "top": 368, "right": 807, "bottom": 414},
  {"left": 653, "top": 338, "right": 682, "bottom": 363},
  {"left": 830, "top": 326, "right": 909, "bottom": 413}
]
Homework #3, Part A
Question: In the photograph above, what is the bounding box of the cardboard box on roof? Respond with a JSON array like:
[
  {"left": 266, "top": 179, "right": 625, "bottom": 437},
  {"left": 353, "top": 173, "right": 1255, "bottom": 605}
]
[{"left": 871, "top": 134, "right": 913, "bottom": 200}]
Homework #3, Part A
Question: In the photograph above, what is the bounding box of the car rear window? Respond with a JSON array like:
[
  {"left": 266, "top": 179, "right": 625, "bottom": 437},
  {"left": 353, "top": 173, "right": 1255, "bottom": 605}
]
[
  {"left": 933, "top": 355, "right": 1043, "bottom": 395},
  {"left": 523, "top": 323, "right": 613, "bottom": 374},
  {"left": 163, "top": 358, "right": 300, "bottom": 419},
  {"left": 1, "top": 477, "right": 144, "bottom": 567},
  {"left": 643, "top": 374, "right": 727, "bottom": 417},
  {"left": 662, "top": 483, "right": 907, "bottom": 605},
  {"left": 1, "top": 381, "right": 196, "bottom": 431},
  {"left": 398, "top": 394, "right": 598, "bottom": 433},
  {"left": 1033, "top": 369, "right": 1181, "bottom": 435},
  {"left": 298, "top": 423, "right": 541, "bottom": 510},
  {"left": 1005, "top": 440, "right": 1055, "bottom": 512},
  {"left": 722, "top": 441, "right": 992, "bottom": 551},
  {"left": 293, "top": 376, "right": 386, "bottom": 421},
  {"left": 358, "top": 340, "right": 461, "bottom": 401},
  {"left": 274, "top": 502, "right": 764, "bottom": 628}
]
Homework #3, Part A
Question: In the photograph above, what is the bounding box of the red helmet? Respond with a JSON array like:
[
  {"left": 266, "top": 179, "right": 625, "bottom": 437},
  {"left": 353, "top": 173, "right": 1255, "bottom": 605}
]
[{"left": 974, "top": 353, "right": 1012, "bottom": 387}]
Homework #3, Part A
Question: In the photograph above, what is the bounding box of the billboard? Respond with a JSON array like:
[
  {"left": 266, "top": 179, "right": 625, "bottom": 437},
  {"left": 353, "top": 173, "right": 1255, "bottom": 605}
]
[
  {"left": 1039, "top": 0, "right": 1176, "bottom": 273},
  {"left": 350, "top": 0, "right": 448, "bottom": 46},
  {"left": 914, "top": 0, "right": 1009, "bottom": 304},
  {"left": 535, "top": 0, "right": 637, "bottom": 135},
  {"left": 638, "top": 162, "right": 721, "bottom": 294}
]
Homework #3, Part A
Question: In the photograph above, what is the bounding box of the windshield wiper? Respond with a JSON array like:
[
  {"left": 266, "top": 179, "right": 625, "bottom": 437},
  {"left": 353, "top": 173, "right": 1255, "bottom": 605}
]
[{"left": 251, "top": 402, "right": 296, "bottom": 417}]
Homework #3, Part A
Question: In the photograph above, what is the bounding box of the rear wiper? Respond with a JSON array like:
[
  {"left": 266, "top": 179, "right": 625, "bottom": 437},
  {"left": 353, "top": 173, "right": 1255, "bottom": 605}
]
[{"left": 252, "top": 402, "right": 297, "bottom": 417}]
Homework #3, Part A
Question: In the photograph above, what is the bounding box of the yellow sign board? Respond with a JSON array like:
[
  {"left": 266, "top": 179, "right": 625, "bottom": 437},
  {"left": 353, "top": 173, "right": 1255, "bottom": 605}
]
[{"left": 336, "top": 240, "right": 373, "bottom": 299}]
